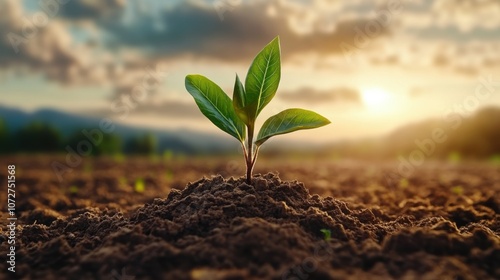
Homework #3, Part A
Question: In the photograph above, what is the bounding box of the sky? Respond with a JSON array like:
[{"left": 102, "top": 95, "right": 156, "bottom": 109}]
[{"left": 1, "top": 0, "right": 500, "bottom": 143}]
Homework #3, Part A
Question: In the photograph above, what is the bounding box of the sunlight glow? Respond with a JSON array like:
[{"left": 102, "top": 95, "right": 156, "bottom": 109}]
[{"left": 361, "top": 88, "right": 393, "bottom": 111}]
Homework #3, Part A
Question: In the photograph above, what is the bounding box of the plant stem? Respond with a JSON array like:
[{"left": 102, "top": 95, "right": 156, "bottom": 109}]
[
  {"left": 246, "top": 123, "right": 254, "bottom": 184},
  {"left": 252, "top": 145, "right": 260, "bottom": 166},
  {"left": 241, "top": 142, "right": 248, "bottom": 166}
]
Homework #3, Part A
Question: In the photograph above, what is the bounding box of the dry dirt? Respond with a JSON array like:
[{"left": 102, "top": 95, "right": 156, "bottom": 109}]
[{"left": 0, "top": 156, "right": 499, "bottom": 279}]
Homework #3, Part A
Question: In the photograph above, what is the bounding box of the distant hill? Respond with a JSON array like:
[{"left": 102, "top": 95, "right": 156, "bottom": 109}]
[
  {"left": 0, "top": 105, "right": 237, "bottom": 154},
  {"left": 386, "top": 107, "right": 500, "bottom": 158},
  {"left": 2, "top": 105, "right": 498, "bottom": 158},
  {"left": 326, "top": 106, "right": 500, "bottom": 160}
]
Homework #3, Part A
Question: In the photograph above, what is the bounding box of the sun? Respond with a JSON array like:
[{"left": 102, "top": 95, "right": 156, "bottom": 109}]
[{"left": 361, "top": 87, "right": 392, "bottom": 110}]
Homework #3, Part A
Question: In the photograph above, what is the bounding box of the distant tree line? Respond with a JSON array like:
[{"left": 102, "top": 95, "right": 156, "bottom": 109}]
[
  {"left": 0, "top": 119, "right": 158, "bottom": 155},
  {"left": 1, "top": 106, "right": 499, "bottom": 159}
]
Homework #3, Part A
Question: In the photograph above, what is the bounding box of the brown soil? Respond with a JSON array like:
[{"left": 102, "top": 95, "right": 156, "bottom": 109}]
[{"left": 0, "top": 157, "right": 499, "bottom": 279}]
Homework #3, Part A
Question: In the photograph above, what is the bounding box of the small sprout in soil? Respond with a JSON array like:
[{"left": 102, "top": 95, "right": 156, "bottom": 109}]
[
  {"left": 451, "top": 185, "right": 464, "bottom": 195},
  {"left": 490, "top": 154, "right": 500, "bottom": 166},
  {"left": 399, "top": 178, "right": 409, "bottom": 189},
  {"left": 163, "top": 150, "right": 174, "bottom": 162},
  {"left": 185, "top": 36, "right": 331, "bottom": 183},
  {"left": 448, "top": 152, "right": 461, "bottom": 163},
  {"left": 164, "top": 170, "right": 173, "bottom": 181},
  {"left": 84, "top": 162, "right": 93, "bottom": 173},
  {"left": 69, "top": 185, "right": 79, "bottom": 194},
  {"left": 320, "top": 229, "right": 332, "bottom": 241},
  {"left": 113, "top": 153, "right": 126, "bottom": 163},
  {"left": 149, "top": 154, "right": 160, "bottom": 163},
  {"left": 134, "top": 178, "right": 145, "bottom": 193},
  {"left": 118, "top": 177, "right": 128, "bottom": 186}
]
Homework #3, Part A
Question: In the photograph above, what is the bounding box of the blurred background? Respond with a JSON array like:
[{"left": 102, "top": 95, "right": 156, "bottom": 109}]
[{"left": 1, "top": 0, "right": 499, "bottom": 163}]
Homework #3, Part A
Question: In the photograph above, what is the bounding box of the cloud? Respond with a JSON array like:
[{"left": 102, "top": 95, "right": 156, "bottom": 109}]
[
  {"left": 87, "top": 99, "right": 203, "bottom": 119},
  {"left": 425, "top": 41, "right": 500, "bottom": 76},
  {"left": 0, "top": 0, "right": 124, "bottom": 85},
  {"left": 279, "top": 87, "right": 362, "bottom": 105},
  {"left": 135, "top": 100, "right": 202, "bottom": 119},
  {"left": 399, "top": 0, "right": 500, "bottom": 35},
  {"left": 0, "top": 0, "right": 160, "bottom": 88},
  {"left": 433, "top": 53, "right": 449, "bottom": 67},
  {"left": 2, "top": 0, "right": 499, "bottom": 91},
  {"left": 432, "top": 0, "right": 500, "bottom": 32},
  {"left": 358, "top": 0, "right": 500, "bottom": 72},
  {"left": 409, "top": 87, "right": 426, "bottom": 98},
  {"left": 101, "top": 0, "right": 391, "bottom": 62},
  {"left": 370, "top": 54, "right": 400, "bottom": 65},
  {"left": 60, "top": 0, "right": 125, "bottom": 20}
]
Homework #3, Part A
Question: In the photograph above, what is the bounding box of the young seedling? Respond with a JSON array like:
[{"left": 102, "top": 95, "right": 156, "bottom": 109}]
[
  {"left": 451, "top": 185, "right": 464, "bottom": 196},
  {"left": 320, "top": 229, "right": 332, "bottom": 241},
  {"left": 164, "top": 170, "right": 174, "bottom": 181},
  {"left": 68, "top": 185, "right": 79, "bottom": 194},
  {"left": 134, "top": 178, "right": 145, "bottom": 193},
  {"left": 185, "top": 36, "right": 330, "bottom": 183}
]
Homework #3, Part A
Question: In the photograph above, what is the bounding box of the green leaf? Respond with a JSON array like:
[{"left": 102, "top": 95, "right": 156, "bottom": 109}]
[
  {"left": 255, "top": 108, "right": 330, "bottom": 146},
  {"left": 320, "top": 229, "right": 332, "bottom": 241},
  {"left": 232, "top": 74, "right": 249, "bottom": 125},
  {"left": 185, "top": 75, "right": 246, "bottom": 142},
  {"left": 244, "top": 36, "right": 281, "bottom": 121}
]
